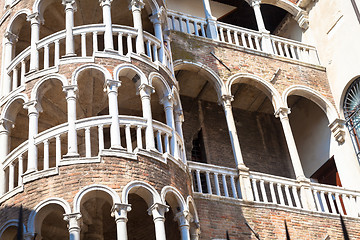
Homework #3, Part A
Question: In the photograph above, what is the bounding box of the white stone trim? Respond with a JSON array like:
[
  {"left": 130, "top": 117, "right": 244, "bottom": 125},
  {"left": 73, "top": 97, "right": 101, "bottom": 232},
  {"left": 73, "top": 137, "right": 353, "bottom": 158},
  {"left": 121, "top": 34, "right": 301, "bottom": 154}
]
[
  {"left": 30, "top": 73, "right": 68, "bottom": 101},
  {"left": 73, "top": 184, "right": 120, "bottom": 212},
  {"left": 71, "top": 63, "right": 112, "bottom": 85},
  {"left": 161, "top": 186, "right": 187, "bottom": 211},
  {"left": 121, "top": 180, "right": 162, "bottom": 207}
]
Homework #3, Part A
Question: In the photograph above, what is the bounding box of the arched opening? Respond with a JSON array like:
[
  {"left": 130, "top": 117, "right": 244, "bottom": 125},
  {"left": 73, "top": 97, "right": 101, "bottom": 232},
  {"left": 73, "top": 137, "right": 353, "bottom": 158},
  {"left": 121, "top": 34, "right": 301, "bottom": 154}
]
[
  {"left": 187, "top": 199, "right": 200, "bottom": 239},
  {"left": 0, "top": 226, "right": 18, "bottom": 240},
  {"left": 230, "top": 80, "right": 294, "bottom": 178},
  {"left": 151, "top": 77, "right": 169, "bottom": 124},
  {"left": 36, "top": 78, "right": 67, "bottom": 170},
  {"left": 79, "top": 190, "right": 116, "bottom": 240},
  {"left": 288, "top": 95, "right": 334, "bottom": 184},
  {"left": 163, "top": 191, "right": 183, "bottom": 240},
  {"left": 34, "top": 204, "right": 68, "bottom": 240},
  {"left": 76, "top": 68, "right": 109, "bottom": 155},
  {"left": 3, "top": 97, "right": 29, "bottom": 190},
  {"left": 127, "top": 193, "right": 156, "bottom": 240},
  {"left": 176, "top": 68, "right": 231, "bottom": 167},
  {"left": 9, "top": 13, "right": 31, "bottom": 57}
]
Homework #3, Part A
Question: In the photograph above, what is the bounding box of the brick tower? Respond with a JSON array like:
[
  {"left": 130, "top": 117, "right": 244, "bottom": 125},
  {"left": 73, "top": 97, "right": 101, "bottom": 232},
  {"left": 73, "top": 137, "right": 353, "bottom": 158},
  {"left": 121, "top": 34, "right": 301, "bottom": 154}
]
[{"left": 1, "top": 0, "right": 360, "bottom": 239}]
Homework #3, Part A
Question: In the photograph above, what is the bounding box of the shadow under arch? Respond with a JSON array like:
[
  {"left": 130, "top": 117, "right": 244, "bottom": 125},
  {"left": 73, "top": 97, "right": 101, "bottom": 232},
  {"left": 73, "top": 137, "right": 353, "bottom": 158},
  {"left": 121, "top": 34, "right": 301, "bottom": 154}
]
[
  {"left": 283, "top": 85, "right": 339, "bottom": 123},
  {"left": 27, "top": 197, "right": 71, "bottom": 238},
  {"left": 283, "top": 85, "right": 335, "bottom": 180},
  {"left": 0, "top": 219, "right": 26, "bottom": 240},
  {"left": 31, "top": 74, "right": 68, "bottom": 102},
  {"left": 71, "top": 64, "right": 112, "bottom": 86},
  {"left": 227, "top": 73, "right": 283, "bottom": 112},
  {"left": 174, "top": 60, "right": 226, "bottom": 100}
]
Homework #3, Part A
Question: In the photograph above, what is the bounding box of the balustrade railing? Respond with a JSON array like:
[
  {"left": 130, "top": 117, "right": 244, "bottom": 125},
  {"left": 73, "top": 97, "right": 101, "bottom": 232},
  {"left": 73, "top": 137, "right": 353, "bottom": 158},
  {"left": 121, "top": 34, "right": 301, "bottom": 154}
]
[
  {"left": 167, "top": 10, "right": 320, "bottom": 65},
  {"left": 1, "top": 115, "right": 184, "bottom": 200},
  {"left": 189, "top": 161, "right": 360, "bottom": 218},
  {"left": 188, "top": 161, "right": 240, "bottom": 199},
  {"left": 4, "top": 24, "right": 173, "bottom": 98},
  {"left": 167, "top": 10, "right": 207, "bottom": 38}
]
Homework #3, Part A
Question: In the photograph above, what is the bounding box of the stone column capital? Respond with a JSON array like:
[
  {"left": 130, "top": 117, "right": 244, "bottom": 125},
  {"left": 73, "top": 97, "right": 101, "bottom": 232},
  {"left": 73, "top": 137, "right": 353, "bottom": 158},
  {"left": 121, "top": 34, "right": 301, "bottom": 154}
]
[
  {"left": 295, "top": 10, "right": 309, "bottom": 30},
  {"left": 160, "top": 95, "right": 174, "bottom": 107},
  {"left": 0, "top": 118, "right": 14, "bottom": 133},
  {"left": 329, "top": 118, "right": 346, "bottom": 144},
  {"left": 274, "top": 107, "right": 291, "bottom": 119},
  {"left": 63, "top": 85, "right": 78, "bottom": 99},
  {"left": 148, "top": 203, "right": 169, "bottom": 220},
  {"left": 111, "top": 203, "right": 132, "bottom": 222},
  {"left": 63, "top": 212, "right": 82, "bottom": 221},
  {"left": 62, "top": 0, "right": 77, "bottom": 10},
  {"left": 99, "top": 0, "right": 113, "bottom": 7},
  {"left": 27, "top": 13, "right": 43, "bottom": 25},
  {"left": 149, "top": 7, "right": 166, "bottom": 24},
  {"left": 138, "top": 83, "right": 155, "bottom": 97},
  {"left": 129, "top": 0, "right": 145, "bottom": 11},
  {"left": 175, "top": 210, "right": 191, "bottom": 227},
  {"left": 4, "top": 31, "right": 18, "bottom": 44},
  {"left": 24, "top": 100, "right": 42, "bottom": 115},
  {"left": 220, "top": 95, "right": 234, "bottom": 108},
  {"left": 251, "top": 0, "right": 262, "bottom": 7},
  {"left": 106, "top": 79, "right": 122, "bottom": 93}
]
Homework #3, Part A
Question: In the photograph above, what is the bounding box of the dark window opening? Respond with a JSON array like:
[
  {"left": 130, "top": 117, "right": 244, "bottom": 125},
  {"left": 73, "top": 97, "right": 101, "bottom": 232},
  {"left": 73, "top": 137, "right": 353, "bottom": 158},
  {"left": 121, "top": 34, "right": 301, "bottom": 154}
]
[
  {"left": 191, "top": 129, "right": 207, "bottom": 163},
  {"left": 310, "top": 157, "right": 341, "bottom": 187}
]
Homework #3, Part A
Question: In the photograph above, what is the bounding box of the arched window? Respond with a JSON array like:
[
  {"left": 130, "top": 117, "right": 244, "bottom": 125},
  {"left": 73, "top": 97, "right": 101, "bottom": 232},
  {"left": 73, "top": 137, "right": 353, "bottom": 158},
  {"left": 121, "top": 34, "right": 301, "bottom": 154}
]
[{"left": 343, "top": 78, "right": 360, "bottom": 161}]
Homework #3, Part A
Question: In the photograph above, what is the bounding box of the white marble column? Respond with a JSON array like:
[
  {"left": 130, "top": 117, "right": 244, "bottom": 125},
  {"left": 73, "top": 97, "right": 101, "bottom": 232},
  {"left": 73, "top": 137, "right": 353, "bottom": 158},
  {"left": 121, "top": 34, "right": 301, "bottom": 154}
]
[
  {"left": 23, "top": 101, "right": 42, "bottom": 173},
  {"left": 112, "top": 203, "right": 132, "bottom": 240},
  {"left": 99, "top": 0, "right": 114, "bottom": 51},
  {"left": 275, "top": 107, "right": 306, "bottom": 180},
  {"left": 129, "top": 0, "right": 145, "bottom": 54},
  {"left": 3, "top": 32, "right": 18, "bottom": 95},
  {"left": 221, "top": 95, "right": 253, "bottom": 201},
  {"left": 148, "top": 203, "right": 169, "bottom": 240},
  {"left": 201, "top": 0, "right": 218, "bottom": 40},
  {"left": 0, "top": 119, "right": 11, "bottom": 195},
  {"left": 27, "top": 13, "right": 40, "bottom": 72},
  {"left": 64, "top": 213, "right": 82, "bottom": 240},
  {"left": 161, "top": 96, "right": 178, "bottom": 158},
  {"left": 139, "top": 84, "right": 156, "bottom": 150},
  {"left": 251, "top": 0, "right": 266, "bottom": 32},
  {"left": 221, "top": 95, "right": 245, "bottom": 168},
  {"left": 174, "top": 110, "right": 184, "bottom": 139},
  {"left": 62, "top": 0, "right": 77, "bottom": 57},
  {"left": 175, "top": 211, "right": 191, "bottom": 240},
  {"left": 150, "top": 8, "right": 165, "bottom": 63},
  {"left": 106, "top": 79, "right": 122, "bottom": 149},
  {"left": 250, "top": 0, "right": 273, "bottom": 53},
  {"left": 63, "top": 86, "right": 79, "bottom": 157}
]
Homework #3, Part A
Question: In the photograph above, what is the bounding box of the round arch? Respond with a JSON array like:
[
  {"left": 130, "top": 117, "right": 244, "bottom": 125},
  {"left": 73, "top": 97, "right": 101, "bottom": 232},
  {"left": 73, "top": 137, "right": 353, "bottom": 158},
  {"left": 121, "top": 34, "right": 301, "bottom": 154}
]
[
  {"left": 174, "top": 60, "right": 226, "bottom": 100},
  {"left": 149, "top": 72, "right": 171, "bottom": 100},
  {"left": 113, "top": 63, "right": 148, "bottom": 86},
  {"left": 160, "top": 186, "right": 187, "bottom": 211},
  {"left": 1, "top": 93, "right": 29, "bottom": 121},
  {"left": 6, "top": 9, "right": 31, "bottom": 34},
  {"left": 27, "top": 197, "right": 71, "bottom": 234},
  {"left": 282, "top": 85, "right": 339, "bottom": 123},
  {"left": 226, "top": 73, "right": 283, "bottom": 111},
  {"left": 339, "top": 75, "right": 360, "bottom": 117},
  {"left": 72, "top": 64, "right": 112, "bottom": 86},
  {"left": 171, "top": 86, "right": 183, "bottom": 113},
  {"left": 73, "top": 184, "right": 120, "bottom": 213},
  {"left": 31, "top": 74, "right": 68, "bottom": 101},
  {"left": 121, "top": 180, "right": 161, "bottom": 207},
  {"left": 0, "top": 219, "right": 26, "bottom": 239}
]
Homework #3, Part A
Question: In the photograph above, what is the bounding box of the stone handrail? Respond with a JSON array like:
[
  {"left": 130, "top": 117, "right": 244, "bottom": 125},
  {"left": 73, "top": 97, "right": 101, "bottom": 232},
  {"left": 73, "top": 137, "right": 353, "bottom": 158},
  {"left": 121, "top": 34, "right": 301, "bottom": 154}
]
[
  {"left": 1, "top": 115, "right": 183, "bottom": 201},
  {"left": 167, "top": 10, "right": 207, "bottom": 38},
  {"left": 167, "top": 10, "right": 320, "bottom": 65},
  {"left": 189, "top": 161, "right": 360, "bottom": 218},
  {"left": 4, "top": 24, "right": 174, "bottom": 99}
]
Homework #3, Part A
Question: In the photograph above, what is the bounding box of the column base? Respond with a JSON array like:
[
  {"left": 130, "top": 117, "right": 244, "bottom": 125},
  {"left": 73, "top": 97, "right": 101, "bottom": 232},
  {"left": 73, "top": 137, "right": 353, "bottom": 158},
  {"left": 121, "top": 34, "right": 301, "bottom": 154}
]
[
  {"left": 63, "top": 152, "right": 80, "bottom": 158},
  {"left": 111, "top": 145, "right": 126, "bottom": 151},
  {"left": 104, "top": 48, "right": 118, "bottom": 54},
  {"left": 24, "top": 168, "right": 37, "bottom": 175},
  {"left": 62, "top": 53, "right": 77, "bottom": 58}
]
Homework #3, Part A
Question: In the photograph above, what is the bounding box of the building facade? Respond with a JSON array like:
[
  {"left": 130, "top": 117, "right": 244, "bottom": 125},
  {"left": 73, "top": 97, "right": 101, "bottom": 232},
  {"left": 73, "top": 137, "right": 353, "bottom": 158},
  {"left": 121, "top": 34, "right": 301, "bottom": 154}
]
[{"left": 0, "top": 0, "right": 360, "bottom": 239}]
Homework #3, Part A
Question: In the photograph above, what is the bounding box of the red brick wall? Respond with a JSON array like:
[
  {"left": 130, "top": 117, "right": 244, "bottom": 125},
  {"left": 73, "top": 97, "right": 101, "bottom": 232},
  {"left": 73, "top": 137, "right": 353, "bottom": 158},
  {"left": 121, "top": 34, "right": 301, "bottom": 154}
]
[{"left": 195, "top": 195, "right": 360, "bottom": 240}]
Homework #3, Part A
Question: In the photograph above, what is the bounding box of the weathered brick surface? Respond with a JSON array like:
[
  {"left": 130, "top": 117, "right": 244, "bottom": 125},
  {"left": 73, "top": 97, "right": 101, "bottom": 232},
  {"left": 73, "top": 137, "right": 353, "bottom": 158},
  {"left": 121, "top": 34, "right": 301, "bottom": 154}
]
[
  {"left": 195, "top": 195, "right": 360, "bottom": 240},
  {"left": 171, "top": 32, "right": 335, "bottom": 107},
  {"left": 0, "top": 155, "right": 191, "bottom": 228}
]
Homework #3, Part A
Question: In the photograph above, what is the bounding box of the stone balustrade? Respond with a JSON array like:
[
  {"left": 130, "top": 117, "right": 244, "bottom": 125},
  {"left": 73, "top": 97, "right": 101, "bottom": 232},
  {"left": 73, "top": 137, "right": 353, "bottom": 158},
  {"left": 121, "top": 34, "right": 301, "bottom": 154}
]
[
  {"left": 0, "top": 115, "right": 185, "bottom": 203},
  {"left": 4, "top": 24, "right": 173, "bottom": 97},
  {"left": 189, "top": 161, "right": 360, "bottom": 218},
  {"left": 167, "top": 10, "right": 320, "bottom": 65}
]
